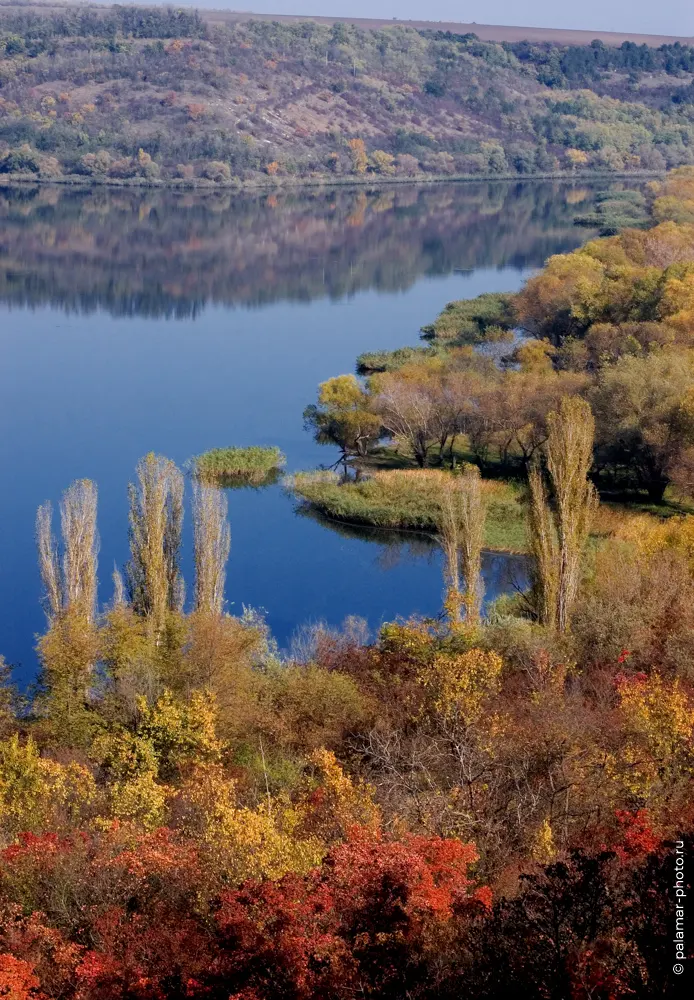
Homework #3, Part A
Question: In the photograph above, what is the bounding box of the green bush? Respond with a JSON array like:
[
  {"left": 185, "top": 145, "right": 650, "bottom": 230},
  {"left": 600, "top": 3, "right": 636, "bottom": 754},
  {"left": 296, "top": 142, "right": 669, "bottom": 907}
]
[
  {"left": 421, "top": 292, "right": 516, "bottom": 344},
  {"left": 356, "top": 345, "right": 439, "bottom": 373}
]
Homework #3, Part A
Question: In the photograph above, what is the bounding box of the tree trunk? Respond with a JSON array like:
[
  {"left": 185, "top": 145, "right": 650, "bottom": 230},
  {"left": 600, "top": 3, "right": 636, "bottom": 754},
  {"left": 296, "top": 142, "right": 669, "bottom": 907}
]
[
  {"left": 448, "top": 434, "right": 458, "bottom": 468},
  {"left": 645, "top": 479, "right": 668, "bottom": 503}
]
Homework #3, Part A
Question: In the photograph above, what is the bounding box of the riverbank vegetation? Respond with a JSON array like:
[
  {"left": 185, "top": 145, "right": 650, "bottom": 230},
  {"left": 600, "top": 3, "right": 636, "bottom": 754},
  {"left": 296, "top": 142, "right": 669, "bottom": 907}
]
[
  {"left": 1, "top": 4, "right": 694, "bottom": 185},
  {"left": 0, "top": 411, "right": 692, "bottom": 994},
  {"left": 299, "top": 167, "right": 694, "bottom": 504},
  {"left": 193, "top": 446, "right": 285, "bottom": 486},
  {"left": 287, "top": 469, "right": 527, "bottom": 552},
  {"left": 573, "top": 187, "right": 649, "bottom": 234},
  {"left": 1, "top": 175, "right": 694, "bottom": 994}
]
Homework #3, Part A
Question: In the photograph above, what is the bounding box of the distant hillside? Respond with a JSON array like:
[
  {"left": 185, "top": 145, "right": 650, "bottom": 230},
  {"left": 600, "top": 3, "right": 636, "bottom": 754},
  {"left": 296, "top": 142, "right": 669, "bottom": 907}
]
[
  {"left": 0, "top": 3, "right": 693, "bottom": 184},
  {"left": 202, "top": 9, "right": 694, "bottom": 48}
]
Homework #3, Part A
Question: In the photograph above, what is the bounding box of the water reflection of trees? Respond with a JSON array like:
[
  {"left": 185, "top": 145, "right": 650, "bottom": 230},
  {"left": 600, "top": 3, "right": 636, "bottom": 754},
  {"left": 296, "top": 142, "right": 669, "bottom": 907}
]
[
  {"left": 296, "top": 503, "right": 528, "bottom": 599},
  {"left": 298, "top": 504, "right": 438, "bottom": 559},
  {"left": 0, "top": 180, "right": 633, "bottom": 318}
]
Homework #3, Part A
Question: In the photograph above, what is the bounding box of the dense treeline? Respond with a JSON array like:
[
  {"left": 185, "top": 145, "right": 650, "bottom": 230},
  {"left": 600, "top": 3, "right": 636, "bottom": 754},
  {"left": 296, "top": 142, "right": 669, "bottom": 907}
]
[
  {"left": 503, "top": 35, "right": 694, "bottom": 95},
  {"left": 0, "top": 4, "right": 693, "bottom": 183},
  {"left": 0, "top": 3, "right": 205, "bottom": 43},
  {"left": 301, "top": 167, "right": 694, "bottom": 503}
]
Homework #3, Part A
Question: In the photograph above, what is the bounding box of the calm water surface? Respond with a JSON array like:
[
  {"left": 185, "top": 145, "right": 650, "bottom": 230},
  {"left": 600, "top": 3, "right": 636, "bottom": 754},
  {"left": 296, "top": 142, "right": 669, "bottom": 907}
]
[{"left": 0, "top": 180, "right": 628, "bottom": 679}]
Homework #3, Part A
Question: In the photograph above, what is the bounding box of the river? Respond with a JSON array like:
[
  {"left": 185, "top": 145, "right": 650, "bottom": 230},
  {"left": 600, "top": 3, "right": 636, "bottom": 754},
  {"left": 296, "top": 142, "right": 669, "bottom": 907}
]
[{"left": 0, "top": 179, "right": 632, "bottom": 679}]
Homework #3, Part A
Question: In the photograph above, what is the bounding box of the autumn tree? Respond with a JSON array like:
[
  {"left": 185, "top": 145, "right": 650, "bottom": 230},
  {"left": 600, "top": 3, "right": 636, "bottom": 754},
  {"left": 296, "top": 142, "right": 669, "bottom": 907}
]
[
  {"left": 590, "top": 349, "right": 694, "bottom": 501},
  {"left": 0, "top": 734, "right": 95, "bottom": 838},
  {"left": 0, "top": 955, "right": 44, "bottom": 1000},
  {"left": 178, "top": 612, "right": 262, "bottom": 732},
  {"left": 370, "top": 149, "right": 395, "bottom": 175},
  {"left": 612, "top": 672, "right": 694, "bottom": 806},
  {"left": 303, "top": 375, "right": 381, "bottom": 469},
  {"left": 515, "top": 252, "right": 606, "bottom": 344},
  {"left": 36, "top": 479, "right": 99, "bottom": 622},
  {"left": 375, "top": 371, "right": 440, "bottom": 467},
  {"left": 192, "top": 483, "right": 230, "bottom": 615},
  {"left": 436, "top": 466, "right": 486, "bottom": 625},
  {"left": 348, "top": 137, "right": 368, "bottom": 174},
  {"left": 213, "top": 829, "right": 487, "bottom": 999},
  {"left": 35, "top": 480, "right": 100, "bottom": 743},
  {"left": 470, "top": 369, "right": 586, "bottom": 470},
  {"left": 529, "top": 396, "right": 598, "bottom": 631},
  {"left": 566, "top": 148, "right": 589, "bottom": 171},
  {"left": 35, "top": 610, "right": 101, "bottom": 746},
  {"left": 126, "top": 453, "right": 185, "bottom": 626}
]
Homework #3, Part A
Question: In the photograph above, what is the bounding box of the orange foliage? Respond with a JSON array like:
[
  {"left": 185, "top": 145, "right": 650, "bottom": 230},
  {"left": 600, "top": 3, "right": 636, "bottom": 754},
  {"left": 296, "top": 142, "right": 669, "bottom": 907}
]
[
  {"left": 214, "top": 827, "right": 487, "bottom": 997},
  {"left": 348, "top": 138, "right": 368, "bottom": 175},
  {"left": 0, "top": 822, "right": 488, "bottom": 999},
  {"left": 0, "top": 954, "right": 44, "bottom": 1000}
]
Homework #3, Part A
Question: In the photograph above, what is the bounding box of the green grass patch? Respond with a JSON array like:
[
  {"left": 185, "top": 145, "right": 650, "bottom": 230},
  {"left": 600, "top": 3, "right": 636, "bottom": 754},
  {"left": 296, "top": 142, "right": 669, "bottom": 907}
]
[
  {"left": 420, "top": 292, "right": 516, "bottom": 345},
  {"left": 194, "top": 446, "right": 286, "bottom": 487},
  {"left": 286, "top": 468, "right": 527, "bottom": 552},
  {"left": 356, "top": 344, "right": 441, "bottom": 373}
]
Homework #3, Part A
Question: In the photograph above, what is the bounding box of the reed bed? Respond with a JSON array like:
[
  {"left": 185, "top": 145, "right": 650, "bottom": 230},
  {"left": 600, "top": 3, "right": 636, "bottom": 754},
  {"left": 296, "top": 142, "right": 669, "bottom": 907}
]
[{"left": 194, "top": 446, "right": 286, "bottom": 486}]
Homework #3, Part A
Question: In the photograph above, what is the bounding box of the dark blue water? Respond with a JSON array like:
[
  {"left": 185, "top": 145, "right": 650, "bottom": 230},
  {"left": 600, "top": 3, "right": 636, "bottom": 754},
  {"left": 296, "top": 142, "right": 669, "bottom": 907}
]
[{"left": 0, "top": 180, "right": 619, "bottom": 679}]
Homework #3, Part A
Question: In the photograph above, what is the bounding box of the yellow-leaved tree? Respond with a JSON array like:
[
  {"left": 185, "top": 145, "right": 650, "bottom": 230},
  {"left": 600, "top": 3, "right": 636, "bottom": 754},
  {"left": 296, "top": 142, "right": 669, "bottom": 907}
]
[
  {"left": 348, "top": 138, "right": 368, "bottom": 174},
  {"left": 92, "top": 728, "right": 168, "bottom": 830},
  {"left": 0, "top": 735, "right": 95, "bottom": 840},
  {"left": 528, "top": 396, "right": 598, "bottom": 632},
  {"left": 171, "top": 750, "right": 380, "bottom": 885},
  {"left": 420, "top": 648, "right": 503, "bottom": 726},
  {"left": 613, "top": 672, "right": 694, "bottom": 805},
  {"left": 172, "top": 764, "right": 324, "bottom": 883}
]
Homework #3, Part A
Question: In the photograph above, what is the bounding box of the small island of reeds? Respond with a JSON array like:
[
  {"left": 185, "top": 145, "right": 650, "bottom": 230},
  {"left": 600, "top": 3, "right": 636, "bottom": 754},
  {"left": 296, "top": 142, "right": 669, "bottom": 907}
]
[{"left": 193, "top": 446, "right": 286, "bottom": 487}]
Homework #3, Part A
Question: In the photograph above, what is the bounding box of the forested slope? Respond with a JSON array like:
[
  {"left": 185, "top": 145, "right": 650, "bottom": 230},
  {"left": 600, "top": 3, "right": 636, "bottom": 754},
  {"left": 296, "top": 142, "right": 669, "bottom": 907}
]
[{"left": 1, "top": 3, "right": 694, "bottom": 184}]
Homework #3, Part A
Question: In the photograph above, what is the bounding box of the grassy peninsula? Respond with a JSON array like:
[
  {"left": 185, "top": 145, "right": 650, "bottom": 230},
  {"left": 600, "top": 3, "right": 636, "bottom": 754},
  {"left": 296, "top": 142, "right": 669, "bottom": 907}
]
[
  {"left": 297, "top": 166, "right": 694, "bottom": 534},
  {"left": 287, "top": 468, "right": 527, "bottom": 551}
]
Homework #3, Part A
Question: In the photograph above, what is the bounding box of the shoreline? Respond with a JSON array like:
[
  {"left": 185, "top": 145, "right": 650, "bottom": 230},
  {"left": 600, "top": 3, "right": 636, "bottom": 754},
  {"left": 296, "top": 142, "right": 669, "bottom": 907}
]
[
  {"left": 0, "top": 169, "right": 662, "bottom": 193},
  {"left": 295, "top": 500, "right": 528, "bottom": 555}
]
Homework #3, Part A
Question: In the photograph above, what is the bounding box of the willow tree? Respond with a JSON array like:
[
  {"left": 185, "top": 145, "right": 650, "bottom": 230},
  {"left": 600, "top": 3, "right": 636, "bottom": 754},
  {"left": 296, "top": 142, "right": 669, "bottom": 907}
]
[
  {"left": 126, "top": 453, "right": 184, "bottom": 626},
  {"left": 193, "top": 482, "right": 231, "bottom": 615},
  {"left": 528, "top": 396, "right": 598, "bottom": 632},
  {"left": 35, "top": 479, "right": 100, "bottom": 744},
  {"left": 436, "top": 466, "right": 486, "bottom": 625}
]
